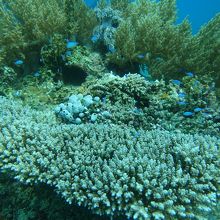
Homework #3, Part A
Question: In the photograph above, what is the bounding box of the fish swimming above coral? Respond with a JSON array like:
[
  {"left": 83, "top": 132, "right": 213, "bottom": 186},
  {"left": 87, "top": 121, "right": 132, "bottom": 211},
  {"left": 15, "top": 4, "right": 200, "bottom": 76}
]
[{"left": 0, "top": 0, "right": 220, "bottom": 220}]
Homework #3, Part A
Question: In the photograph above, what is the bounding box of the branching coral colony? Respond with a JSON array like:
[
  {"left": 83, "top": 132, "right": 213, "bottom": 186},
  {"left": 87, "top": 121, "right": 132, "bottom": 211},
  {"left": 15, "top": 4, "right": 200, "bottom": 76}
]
[{"left": 0, "top": 0, "right": 220, "bottom": 220}]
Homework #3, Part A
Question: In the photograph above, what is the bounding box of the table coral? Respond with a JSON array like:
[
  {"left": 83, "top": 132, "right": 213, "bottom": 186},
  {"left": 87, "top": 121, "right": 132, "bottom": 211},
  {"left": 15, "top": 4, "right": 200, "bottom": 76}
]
[{"left": 0, "top": 96, "right": 219, "bottom": 220}]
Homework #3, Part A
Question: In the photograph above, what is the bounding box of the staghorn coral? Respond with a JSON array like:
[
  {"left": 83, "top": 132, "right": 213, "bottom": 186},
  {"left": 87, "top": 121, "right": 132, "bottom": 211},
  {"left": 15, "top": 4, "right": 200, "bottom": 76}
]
[
  {"left": 86, "top": 73, "right": 220, "bottom": 135},
  {"left": 0, "top": 96, "right": 219, "bottom": 220}
]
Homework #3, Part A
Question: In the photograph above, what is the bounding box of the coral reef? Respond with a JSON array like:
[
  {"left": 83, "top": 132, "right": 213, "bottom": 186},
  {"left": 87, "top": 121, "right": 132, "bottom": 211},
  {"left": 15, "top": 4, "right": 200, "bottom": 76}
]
[
  {"left": 65, "top": 46, "right": 106, "bottom": 80},
  {"left": 107, "top": 0, "right": 220, "bottom": 81},
  {"left": 107, "top": 0, "right": 191, "bottom": 74},
  {"left": 87, "top": 73, "right": 220, "bottom": 135},
  {"left": 92, "top": 5, "right": 122, "bottom": 52},
  {"left": 188, "top": 13, "right": 220, "bottom": 83},
  {"left": 0, "top": 96, "right": 219, "bottom": 219},
  {"left": 0, "top": 1, "right": 220, "bottom": 219},
  {"left": 0, "top": 173, "right": 107, "bottom": 220},
  {"left": 40, "top": 34, "right": 67, "bottom": 72},
  {"left": 0, "top": 0, "right": 96, "bottom": 66},
  {"left": 55, "top": 94, "right": 111, "bottom": 124},
  {"left": 0, "top": 66, "right": 17, "bottom": 87},
  {"left": 64, "top": 0, "right": 97, "bottom": 43}
]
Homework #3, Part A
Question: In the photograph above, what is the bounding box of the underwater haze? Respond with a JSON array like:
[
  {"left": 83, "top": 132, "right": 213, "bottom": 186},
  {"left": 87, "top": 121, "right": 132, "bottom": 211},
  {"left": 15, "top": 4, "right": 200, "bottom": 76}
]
[
  {"left": 0, "top": 0, "right": 220, "bottom": 220},
  {"left": 176, "top": 0, "right": 220, "bottom": 33}
]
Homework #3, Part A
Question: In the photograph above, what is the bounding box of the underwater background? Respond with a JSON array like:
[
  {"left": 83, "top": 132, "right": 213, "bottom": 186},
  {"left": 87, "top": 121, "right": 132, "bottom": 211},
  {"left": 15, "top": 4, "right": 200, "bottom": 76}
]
[{"left": 0, "top": 0, "right": 220, "bottom": 219}]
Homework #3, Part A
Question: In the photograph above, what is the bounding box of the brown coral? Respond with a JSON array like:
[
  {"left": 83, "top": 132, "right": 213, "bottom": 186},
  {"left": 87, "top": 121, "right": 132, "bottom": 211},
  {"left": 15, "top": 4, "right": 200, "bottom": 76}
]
[
  {"left": 0, "top": 0, "right": 96, "bottom": 66},
  {"left": 107, "top": 0, "right": 220, "bottom": 82}
]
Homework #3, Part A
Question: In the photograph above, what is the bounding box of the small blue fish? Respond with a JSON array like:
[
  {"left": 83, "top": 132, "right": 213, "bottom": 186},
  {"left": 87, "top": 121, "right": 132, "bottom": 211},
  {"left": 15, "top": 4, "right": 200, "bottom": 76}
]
[
  {"left": 178, "top": 93, "right": 186, "bottom": 98},
  {"left": 13, "top": 90, "right": 21, "bottom": 97},
  {"left": 178, "top": 67, "right": 186, "bottom": 72},
  {"left": 193, "top": 80, "right": 200, "bottom": 87},
  {"left": 14, "top": 60, "right": 23, "bottom": 65},
  {"left": 186, "top": 72, "right": 194, "bottom": 77},
  {"left": 65, "top": 51, "right": 72, "bottom": 56},
  {"left": 102, "top": 96, "right": 107, "bottom": 104},
  {"left": 132, "top": 131, "right": 141, "bottom": 139},
  {"left": 91, "top": 35, "right": 98, "bottom": 43},
  {"left": 156, "top": 57, "right": 163, "bottom": 62},
  {"left": 178, "top": 101, "right": 187, "bottom": 106},
  {"left": 137, "top": 54, "right": 145, "bottom": 59},
  {"left": 108, "top": 45, "right": 116, "bottom": 53},
  {"left": 172, "top": 80, "right": 182, "bottom": 86},
  {"left": 132, "top": 108, "right": 143, "bottom": 114},
  {"left": 194, "top": 107, "right": 203, "bottom": 113},
  {"left": 66, "top": 41, "right": 78, "bottom": 49},
  {"left": 202, "top": 112, "right": 212, "bottom": 119},
  {"left": 183, "top": 111, "right": 194, "bottom": 117},
  {"left": 33, "top": 71, "right": 40, "bottom": 77},
  {"left": 61, "top": 54, "right": 65, "bottom": 61}
]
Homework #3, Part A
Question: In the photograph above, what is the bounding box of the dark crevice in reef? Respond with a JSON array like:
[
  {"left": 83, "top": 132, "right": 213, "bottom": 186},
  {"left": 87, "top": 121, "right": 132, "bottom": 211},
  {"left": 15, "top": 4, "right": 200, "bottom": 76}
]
[
  {"left": 0, "top": 172, "right": 110, "bottom": 220},
  {"left": 62, "top": 65, "right": 88, "bottom": 86}
]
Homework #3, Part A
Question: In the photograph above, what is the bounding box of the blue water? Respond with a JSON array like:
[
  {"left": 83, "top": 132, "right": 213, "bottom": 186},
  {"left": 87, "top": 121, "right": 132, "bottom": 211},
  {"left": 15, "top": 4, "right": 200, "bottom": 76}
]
[
  {"left": 177, "top": 0, "right": 220, "bottom": 34},
  {"left": 85, "top": 0, "right": 220, "bottom": 34}
]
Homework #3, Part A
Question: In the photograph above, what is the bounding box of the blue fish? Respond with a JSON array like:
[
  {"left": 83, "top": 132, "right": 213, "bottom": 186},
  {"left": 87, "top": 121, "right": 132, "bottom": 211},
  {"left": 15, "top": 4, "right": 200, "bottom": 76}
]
[
  {"left": 33, "top": 71, "right": 40, "bottom": 77},
  {"left": 91, "top": 35, "right": 98, "bottom": 43},
  {"left": 183, "top": 111, "right": 194, "bottom": 117},
  {"left": 65, "top": 51, "right": 72, "bottom": 56},
  {"left": 102, "top": 96, "right": 107, "bottom": 104},
  {"left": 66, "top": 41, "right": 78, "bottom": 49},
  {"left": 186, "top": 72, "right": 194, "bottom": 77},
  {"left": 14, "top": 60, "right": 23, "bottom": 65},
  {"left": 194, "top": 107, "right": 203, "bottom": 113},
  {"left": 193, "top": 80, "right": 200, "bottom": 87},
  {"left": 108, "top": 44, "right": 116, "bottom": 53},
  {"left": 132, "top": 108, "right": 143, "bottom": 114},
  {"left": 13, "top": 90, "right": 21, "bottom": 97},
  {"left": 132, "top": 131, "right": 141, "bottom": 139},
  {"left": 178, "top": 67, "right": 186, "bottom": 72},
  {"left": 156, "top": 57, "right": 163, "bottom": 62},
  {"left": 61, "top": 54, "right": 65, "bottom": 61},
  {"left": 137, "top": 54, "right": 145, "bottom": 59},
  {"left": 202, "top": 112, "right": 212, "bottom": 119},
  {"left": 178, "top": 92, "right": 186, "bottom": 98},
  {"left": 178, "top": 101, "right": 187, "bottom": 106},
  {"left": 85, "top": 0, "right": 97, "bottom": 8},
  {"left": 172, "top": 80, "right": 182, "bottom": 86}
]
